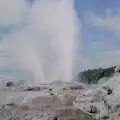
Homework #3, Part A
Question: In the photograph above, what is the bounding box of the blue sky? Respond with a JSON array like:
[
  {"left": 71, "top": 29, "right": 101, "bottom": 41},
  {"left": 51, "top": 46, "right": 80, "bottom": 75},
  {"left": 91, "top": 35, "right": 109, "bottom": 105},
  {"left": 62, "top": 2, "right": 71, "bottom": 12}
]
[
  {"left": 0, "top": 0, "right": 120, "bottom": 78},
  {"left": 75, "top": 0, "right": 120, "bottom": 69}
]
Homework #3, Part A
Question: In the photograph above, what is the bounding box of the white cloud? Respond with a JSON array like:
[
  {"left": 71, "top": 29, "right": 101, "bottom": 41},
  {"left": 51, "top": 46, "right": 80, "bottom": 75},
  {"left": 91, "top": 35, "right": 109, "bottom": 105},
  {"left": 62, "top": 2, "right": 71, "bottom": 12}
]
[
  {"left": 0, "top": 0, "right": 26, "bottom": 24},
  {"left": 97, "top": 50, "right": 120, "bottom": 67},
  {"left": 90, "top": 9, "right": 120, "bottom": 38},
  {"left": 85, "top": 9, "right": 120, "bottom": 68},
  {"left": 90, "top": 41, "right": 120, "bottom": 67}
]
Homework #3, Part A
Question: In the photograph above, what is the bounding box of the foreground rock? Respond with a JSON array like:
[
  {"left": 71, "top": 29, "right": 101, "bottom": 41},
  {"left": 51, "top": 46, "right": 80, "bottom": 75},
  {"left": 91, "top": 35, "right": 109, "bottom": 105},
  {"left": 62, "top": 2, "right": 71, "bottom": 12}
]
[
  {"left": 0, "top": 106, "right": 53, "bottom": 120},
  {"left": 0, "top": 86, "right": 96, "bottom": 120},
  {"left": 55, "top": 106, "right": 95, "bottom": 120},
  {"left": 74, "top": 73, "right": 120, "bottom": 120},
  {"left": 0, "top": 104, "right": 95, "bottom": 120}
]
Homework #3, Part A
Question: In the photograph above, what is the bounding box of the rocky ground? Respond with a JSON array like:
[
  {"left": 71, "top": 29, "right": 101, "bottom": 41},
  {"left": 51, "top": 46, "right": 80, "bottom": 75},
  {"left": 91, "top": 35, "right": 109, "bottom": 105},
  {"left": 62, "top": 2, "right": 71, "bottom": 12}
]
[
  {"left": 0, "top": 104, "right": 95, "bottom": 120},
  {"left": 74, "top": 73, "right": 120, "bottom": 120},
  {"left": 1, "top": 75, "right": 120, "bottom": 120},
  {"left": 0, "top": 81, "right": 96, "bottom": 120}
]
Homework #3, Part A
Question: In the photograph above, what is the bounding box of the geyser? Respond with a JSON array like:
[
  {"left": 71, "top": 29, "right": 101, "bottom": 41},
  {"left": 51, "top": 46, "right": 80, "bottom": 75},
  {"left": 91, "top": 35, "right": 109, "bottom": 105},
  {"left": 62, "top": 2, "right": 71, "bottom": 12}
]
[{"left": 10, "top": 0, "right": 80, "bottom": 84}]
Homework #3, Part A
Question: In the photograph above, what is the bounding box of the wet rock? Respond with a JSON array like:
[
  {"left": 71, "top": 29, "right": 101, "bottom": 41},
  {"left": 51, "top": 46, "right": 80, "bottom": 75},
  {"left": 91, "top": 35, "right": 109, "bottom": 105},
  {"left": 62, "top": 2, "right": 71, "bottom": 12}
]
[
  {"left": 53, "top": 116, "right": 58, "bottom": 120},
  {"left": 118, "top": 112, "right": 120, "bottom": 116},
  {"left": 100, "top": 111, "right": 109, "bottom": 120},
  {"left": 62, "top": 88, "right": 67, "bottom": 91},
  {"left": 24, "top": 86, "right": 50, "bottom": 91},
  {"left": 20, "top": 105, "right": 30, "bottom": 110},
  {"left": 114, "top": 104, "right": 120, "bottom": 112},
  {"left": 49, "top": 88, "right": 53, "bottom": 91},
  {"left": 6, "top": 81, "right": 14, "bottom": 87},
  {"left": 115, "top": 66, "right": 120, "bottom": 73},
  {"left": 69, "top": 85, "right": 84, "bottom": 90},
  {"left": 107, "top": 88, "right": 113, "bottom": 95},
  {"left": 50, "top": 93, "right": 54, "bottom": 96},
  {"left": 89, "top": 105, "right": 98, "bottom": 114},
  {"left": 24, "top": 86, "right": 41, "bottom": 91},
  {"left": 62, "top": 84, "right": 84, "bottom": 91},
  {"left": 6, "top": 102, "right": 16, "bottom": 107},
  {"left": 24, "top": 87, "right": 33, "bottom": 91},
  {"left": 101, "top": 115, "right": 109, "bottom": 119}
]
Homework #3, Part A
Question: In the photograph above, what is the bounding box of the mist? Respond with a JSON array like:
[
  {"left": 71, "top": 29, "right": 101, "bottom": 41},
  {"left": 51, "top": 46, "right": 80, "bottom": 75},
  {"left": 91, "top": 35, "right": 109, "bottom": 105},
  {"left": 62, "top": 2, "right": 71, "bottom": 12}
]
[{"left": 6, "top": 0, "right": 81, "bottom": 84}]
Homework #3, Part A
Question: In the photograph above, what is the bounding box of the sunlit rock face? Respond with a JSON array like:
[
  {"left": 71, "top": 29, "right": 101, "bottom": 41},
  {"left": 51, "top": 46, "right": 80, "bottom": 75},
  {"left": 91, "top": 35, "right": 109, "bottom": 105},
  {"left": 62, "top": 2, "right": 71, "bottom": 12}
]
[
  {"left": 115, "top": 66, "right": 120, "bottom": 73},
  {"left": 74, "top": 72, "right": 120, "bottom": 120}
]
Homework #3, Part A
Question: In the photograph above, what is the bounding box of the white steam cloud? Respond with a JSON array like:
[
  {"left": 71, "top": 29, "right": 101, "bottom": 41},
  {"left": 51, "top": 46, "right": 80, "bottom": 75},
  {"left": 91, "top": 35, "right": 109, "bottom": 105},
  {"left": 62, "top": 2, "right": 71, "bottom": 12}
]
[
  {"left": 6, "top": 0, "right": 81, "bottom": 84},
  {"left": 0, "top": 0, "right": 26, "bottom": 24}
]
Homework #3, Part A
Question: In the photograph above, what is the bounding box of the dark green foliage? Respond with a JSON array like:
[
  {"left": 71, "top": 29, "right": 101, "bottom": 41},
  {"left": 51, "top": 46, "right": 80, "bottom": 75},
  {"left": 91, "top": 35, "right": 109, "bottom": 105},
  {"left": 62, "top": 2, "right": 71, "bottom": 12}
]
[{"left": 78, "top": 66, "right": 116, "bottom": 84}]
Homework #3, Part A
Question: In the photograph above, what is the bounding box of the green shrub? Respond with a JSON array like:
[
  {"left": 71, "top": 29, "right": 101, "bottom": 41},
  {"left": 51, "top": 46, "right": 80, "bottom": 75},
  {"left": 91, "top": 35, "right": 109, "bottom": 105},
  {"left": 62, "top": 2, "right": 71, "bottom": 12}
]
[{"left": 78, "top": 66, "right": 115, "bottom": 84}]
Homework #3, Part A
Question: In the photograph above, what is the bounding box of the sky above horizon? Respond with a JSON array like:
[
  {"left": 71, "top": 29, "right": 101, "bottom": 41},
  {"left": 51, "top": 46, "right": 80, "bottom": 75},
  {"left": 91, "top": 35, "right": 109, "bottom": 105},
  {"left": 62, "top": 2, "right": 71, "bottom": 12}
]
[
  {"left": 0, "top": 0, "right": 119, "bottom": 77},
  {"left": 75, "top": 0, "right": 120, "bottom": 69}
]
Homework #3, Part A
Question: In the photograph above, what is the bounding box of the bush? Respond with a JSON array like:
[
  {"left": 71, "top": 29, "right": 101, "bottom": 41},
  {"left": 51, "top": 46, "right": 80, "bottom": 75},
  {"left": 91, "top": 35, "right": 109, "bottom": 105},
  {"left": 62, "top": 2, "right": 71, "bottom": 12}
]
[{"left": 78, "top": 66, "right": 115, "bottom": 84}]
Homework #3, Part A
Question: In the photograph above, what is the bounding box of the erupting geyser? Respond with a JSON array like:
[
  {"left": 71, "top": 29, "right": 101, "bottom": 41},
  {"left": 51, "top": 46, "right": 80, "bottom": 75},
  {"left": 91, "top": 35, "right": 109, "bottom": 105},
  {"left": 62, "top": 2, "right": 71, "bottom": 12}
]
[{"left": 10, "top": 0, "right": 80, "bottom": 84}]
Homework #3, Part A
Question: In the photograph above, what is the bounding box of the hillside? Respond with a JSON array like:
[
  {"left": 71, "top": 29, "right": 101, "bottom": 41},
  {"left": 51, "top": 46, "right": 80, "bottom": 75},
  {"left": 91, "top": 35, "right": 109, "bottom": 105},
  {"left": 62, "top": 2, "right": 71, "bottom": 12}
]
[{"left": 77, "top": 66, "right": 116, "bottom": 84}]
